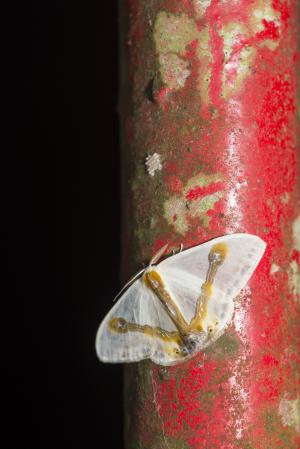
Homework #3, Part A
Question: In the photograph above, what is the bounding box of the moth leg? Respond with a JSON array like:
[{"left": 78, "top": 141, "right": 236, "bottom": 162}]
[
  {"left": 188, "top": 242, "right": 228, "bottom": 332},
  {"left": 109, "top": 317, "right": 183, "bottom": 345},
  {"left": 143, "top": 270, "right": 189, "bottom": 337}
]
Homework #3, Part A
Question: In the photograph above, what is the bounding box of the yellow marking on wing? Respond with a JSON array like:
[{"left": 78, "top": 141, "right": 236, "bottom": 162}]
[
  {"left": 211, "top": 242, "right": 228, "bottom": 261},
  {"left": 202, "top": 281, "right": 213, "bottom": 297},
  {"left": 188, "top": 302, "right": 208, "bottom": 332},
  {"left": 109, "top": 317, "right": 128, "bottom": 333},
  {"left": 143, "top": 269, "right": 189, "bottom": 335},
  {"left": 109, "top": 316, "right": 183, "bottom": 344},
  {"left": 143, "top": 270, "right": 164, "bottom": 289}
]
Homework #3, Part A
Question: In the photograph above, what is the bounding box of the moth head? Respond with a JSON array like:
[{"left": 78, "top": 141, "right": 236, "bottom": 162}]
[{"left": 181, "top": 333, "right": 207, "bottom": 356}]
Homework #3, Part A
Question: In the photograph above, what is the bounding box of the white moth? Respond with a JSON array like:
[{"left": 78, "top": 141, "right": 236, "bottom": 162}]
[{"left": 95, "top": 233, "right": 266, "bottom": 366}]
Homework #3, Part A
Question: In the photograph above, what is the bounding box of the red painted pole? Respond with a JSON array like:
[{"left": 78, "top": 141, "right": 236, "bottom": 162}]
[{"left": 120, "top": 1, "right": 300, "bottom": 448}]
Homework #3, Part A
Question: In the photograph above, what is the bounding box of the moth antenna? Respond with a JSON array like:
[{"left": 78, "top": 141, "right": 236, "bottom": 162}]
[
  {"left": 173, "top": 243, "right": 183, "bottom": 255},
  {"left": 150, "top": 243, "right": 169, "bottom": 266},
  {"left": 112, "top": 268, "right": 146, "bottom": 302}
]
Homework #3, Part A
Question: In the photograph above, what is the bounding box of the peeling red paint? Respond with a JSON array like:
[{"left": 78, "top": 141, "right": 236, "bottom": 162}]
[
  {"left": 123, "top": 0, "right": 300, "bottom": 448},
  {"left": 273, "top": 0, "right": 291, "bottom": 24},
  {"left": 262, "top": 354, "right": 280, "bottom": 367},
  {"left": 257, "top": 19, "right": 280, "bottom": 40},
  {"left": 165, "top": 175, "right": 183, "bottom": 193},
  {"left": 154, "top": 86, "right": 172, "bottom": 111},
  {"left": 186, "top": 181, "right": 224, "bottom": 201}
]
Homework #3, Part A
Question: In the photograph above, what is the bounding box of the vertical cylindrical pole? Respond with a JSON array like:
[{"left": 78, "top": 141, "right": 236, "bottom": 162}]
[{"left": 120, "top": 1, "right": 300, "bottom": 448}]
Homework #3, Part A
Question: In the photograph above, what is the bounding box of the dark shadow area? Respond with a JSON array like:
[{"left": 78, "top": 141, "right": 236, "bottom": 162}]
[{"left": 2, "top": 1, "right": 123, "bottom": 448}]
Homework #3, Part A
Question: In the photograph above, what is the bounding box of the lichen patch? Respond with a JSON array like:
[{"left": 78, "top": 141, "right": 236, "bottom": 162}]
[
  {"left": 288, "top": 260, "right": 300, "bottom": 303},
  {"left": 154, "top": 12, "right": 197, "bottom": 91},
  {"left": 280, "top": 192, "right": 290, "bottom": 205},
  {"left": 196, "top": 26, "right": 212, "bottom": 104},
  {"left": 189, "top": 192, "right": 224, "bottom": 227},
  {"left": 270, "top": 263, "right": 280, "bottom": 275},
  {"left": 158, "top": 53, "right": 191, "bottom": 90},
  {"left": 164, "top": 196, "right": 189, "bottom": 235},
  {"left": 154, "top": 12, "right": 197, "bottom": 55},
  {"left": 278, "top": 397, "right": 300, "bottom": 433},
  {"left": 193, "top": 0, "right": 212, "bottom": 18},
  {"left": 249, "top": 0, "right": 281, "bottom": 50},
  {"left": 292, "top": 213, "right": 300, "bottom": 252},
  {"left": 220, "top": 22, "right": 256, "bottom": 98},
  {"left": 164, "top": 173, "right": 224, "bottom": 235},
  {"left": 153, "top": 0, "right": 283, "bottom": 105}
]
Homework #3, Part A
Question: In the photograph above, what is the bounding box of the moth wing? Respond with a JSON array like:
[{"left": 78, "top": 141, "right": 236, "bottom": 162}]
[
  {"left": 153, "top": 266, "right": 203, "bottom": 323},
  {"left": 95, "top": 277, "right": 180, "bottom": 365},
  {"left": 158, "top": 233, "right": 266, "bottom": 326}
]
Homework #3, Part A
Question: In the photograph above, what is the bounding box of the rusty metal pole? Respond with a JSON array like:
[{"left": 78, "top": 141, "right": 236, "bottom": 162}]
[{"left": 120, "top": 1, "right": 300, "bottom": 448}]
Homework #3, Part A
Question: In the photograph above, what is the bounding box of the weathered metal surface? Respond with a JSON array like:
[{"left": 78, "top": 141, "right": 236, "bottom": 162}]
[{"left": 120, "top": 1, "right": 300, "bottom": 448}]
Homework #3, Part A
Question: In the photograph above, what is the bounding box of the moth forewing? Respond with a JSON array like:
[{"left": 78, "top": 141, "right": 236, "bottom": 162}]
[
  {"left": 95, "top": 277, "right": 180, "bottom": 365},
  {"left": 158, "top": 233, "right": 266, "bottom": 299}
]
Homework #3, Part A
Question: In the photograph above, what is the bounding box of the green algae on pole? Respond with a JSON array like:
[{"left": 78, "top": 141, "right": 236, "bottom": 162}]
[{"left": 119, "top": 0, "right": 300, "bottom": 447}]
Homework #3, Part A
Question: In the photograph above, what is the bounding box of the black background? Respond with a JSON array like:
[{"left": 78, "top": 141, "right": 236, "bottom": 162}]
[{"left": 3, "top": 1, "right": 123, "bottom": 448}]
